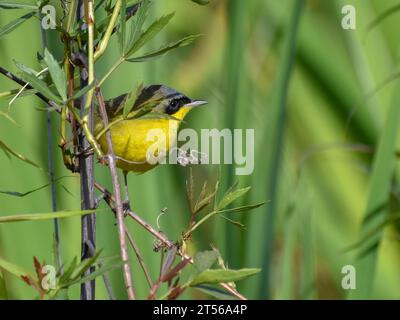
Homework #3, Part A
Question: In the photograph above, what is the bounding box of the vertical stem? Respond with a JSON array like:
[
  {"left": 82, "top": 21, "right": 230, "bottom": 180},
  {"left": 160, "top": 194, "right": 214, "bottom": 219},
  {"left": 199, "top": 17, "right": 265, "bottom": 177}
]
[
  {"left": 224, "top": 0, "right": 248, "bottom": 269},
  {"left": 78, "top": 0, "right": 96, "bottom": 300},
  {"left": 65, "top": 0, "right": 77, "bottom": 33},
  {"left": 96, "top": 89, "right": 136, "bottom": 300},
  {"left": 84, "top": 0, "right": 95, "bottom": 113},
  {"left": 94, "top": 0, "right": 122, "bottom": 61},
  {"left": 259, "top": 0, "right": 304, "bottom": 298},
  {"left": 39, "top": 10, "right": 63, "bottom": 274}
]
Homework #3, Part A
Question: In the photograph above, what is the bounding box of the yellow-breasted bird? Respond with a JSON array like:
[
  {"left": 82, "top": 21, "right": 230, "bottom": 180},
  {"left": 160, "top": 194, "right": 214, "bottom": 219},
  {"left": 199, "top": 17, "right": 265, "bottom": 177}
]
[{"left": 95, "top": 84, "right": 207, "bottom": 205}]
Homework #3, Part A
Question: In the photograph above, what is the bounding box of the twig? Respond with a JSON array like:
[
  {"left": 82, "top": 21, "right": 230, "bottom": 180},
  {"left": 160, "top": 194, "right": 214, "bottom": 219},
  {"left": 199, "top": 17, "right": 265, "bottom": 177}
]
[
  {"left": 0, "top": 66, "right": 60, "bottom": 111},
  {"left": 110, "top": 3, "right": 140, "bottom": 34},
  {"left": 94, "top": 182, "right": 247, "bottom": 300},
  {"left": 0, "top": 39, "right": 98, "bottom": 176},
  {"left": 8, "top": 67, "right": 48, "bottom": 111},
  {"left": 124, "top": 225, "right": 154, "bottom": 288},
  {"left": 95, "top": 181, "right": 174, "bottom": 248},
  {"left": 82, "top": 0, "right": 95, "bottom": 116},
  {"left": 220, "top": 283, "right": 246, "bottom": 300},
  {"left": 96, "top": 88, "right": 136, "bottom": 300},
  {"left": 94, "top": 0, "right": 122, "bottom": 61},
  {"left": 65, "top": 0, "right": 77, "bottom": 33}
]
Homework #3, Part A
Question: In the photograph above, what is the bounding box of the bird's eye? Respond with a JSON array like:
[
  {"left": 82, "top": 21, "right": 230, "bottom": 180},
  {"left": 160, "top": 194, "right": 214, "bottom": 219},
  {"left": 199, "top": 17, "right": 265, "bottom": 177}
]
[
  {"left": 166, "top": 99, "right": 179, "bottom": 114},
  {"left": 170, "top": 99, "right": 178, "bottom": 108}
]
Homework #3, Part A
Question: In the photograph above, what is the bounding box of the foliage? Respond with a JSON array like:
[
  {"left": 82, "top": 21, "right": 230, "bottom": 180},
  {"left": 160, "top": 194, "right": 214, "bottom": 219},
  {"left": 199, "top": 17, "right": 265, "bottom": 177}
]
[
  {"left": 0, "top": 0, "right": 262, "bottom": 300},
  {"left": 2, "top": 0, "right": 400, "bottom": 301}
]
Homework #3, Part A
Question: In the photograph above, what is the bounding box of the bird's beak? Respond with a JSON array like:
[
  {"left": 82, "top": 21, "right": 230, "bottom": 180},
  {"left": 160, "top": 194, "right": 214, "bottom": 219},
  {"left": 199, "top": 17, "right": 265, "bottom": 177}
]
[{"left": 186, "top": 100, "right": 208, "bottom": 108}]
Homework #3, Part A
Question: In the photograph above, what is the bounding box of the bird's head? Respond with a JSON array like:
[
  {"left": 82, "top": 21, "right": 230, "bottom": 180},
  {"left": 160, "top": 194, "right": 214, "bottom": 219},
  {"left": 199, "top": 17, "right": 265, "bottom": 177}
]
[{"left": 134, "top": 84, "right": 208, "bottom": 121}]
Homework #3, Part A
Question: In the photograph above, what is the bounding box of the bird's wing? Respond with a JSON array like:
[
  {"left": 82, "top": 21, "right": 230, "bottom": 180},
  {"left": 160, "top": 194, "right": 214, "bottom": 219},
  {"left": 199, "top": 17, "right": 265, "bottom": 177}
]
[
  {"left": 104, "top": 93, "right": 129, "bottom": 118},
  {"left": 103, "top": 85, "right": 165, "bottom": 119}
]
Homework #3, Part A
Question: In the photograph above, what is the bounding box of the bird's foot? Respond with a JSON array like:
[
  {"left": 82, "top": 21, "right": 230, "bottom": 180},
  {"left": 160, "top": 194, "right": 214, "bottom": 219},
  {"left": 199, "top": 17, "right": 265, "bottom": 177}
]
[
  {"left": 122, "top": 199, "right": 131, "bottom": 218},
  {"left": 74, "top": 146, "right": 94, "bottom": 158}
]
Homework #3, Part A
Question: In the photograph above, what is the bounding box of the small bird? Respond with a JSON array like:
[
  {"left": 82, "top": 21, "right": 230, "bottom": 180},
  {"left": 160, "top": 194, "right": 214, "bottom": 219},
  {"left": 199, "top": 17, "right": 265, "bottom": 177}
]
[{"left": 95, "top": 84, "right": 207, "bottom": 205}]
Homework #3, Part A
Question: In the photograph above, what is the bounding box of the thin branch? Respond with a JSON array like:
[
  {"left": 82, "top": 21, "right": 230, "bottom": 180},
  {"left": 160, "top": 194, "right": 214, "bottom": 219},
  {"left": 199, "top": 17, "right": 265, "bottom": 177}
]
[
  {"left": 95, "top": 181, "right": 174, "bottom": 248},
  {"left": 124, "top": 225, "right": 154, "bottom": 288},
  {"left": 0, "top": 66, "right": 60, "bottom": 111},
  {"left": 111, "top": 3, "right": 140, "bottom": 34},
  {"left": 83, "top": 0, "right": 96, "bottom": 114},
  {"left": 65, "top": 0, "right": 77, "bottom": 33},
  {"left": 96, "top": 88, "right": 136, "bottom": 300},
  {"left": 94, "top": 0, "right": 122, "bottom": 61},
  {"left": 94, "top": 182, "right": 247, "bottom": 300},
  {"left": 220, "top": 283, "right": 246, "bottom": 300}
]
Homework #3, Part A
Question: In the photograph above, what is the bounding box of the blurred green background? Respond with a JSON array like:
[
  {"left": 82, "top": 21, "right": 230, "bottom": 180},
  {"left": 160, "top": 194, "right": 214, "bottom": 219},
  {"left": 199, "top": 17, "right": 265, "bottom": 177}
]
[{"left": 1, "top": 0, "right": 400, "bottom": 299}]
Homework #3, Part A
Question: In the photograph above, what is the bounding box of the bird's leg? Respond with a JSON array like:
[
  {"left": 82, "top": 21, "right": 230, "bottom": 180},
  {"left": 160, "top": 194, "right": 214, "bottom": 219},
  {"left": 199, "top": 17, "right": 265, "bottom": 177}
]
[{"left": 122, "top": 171, "right": 131, "bottom": 215}]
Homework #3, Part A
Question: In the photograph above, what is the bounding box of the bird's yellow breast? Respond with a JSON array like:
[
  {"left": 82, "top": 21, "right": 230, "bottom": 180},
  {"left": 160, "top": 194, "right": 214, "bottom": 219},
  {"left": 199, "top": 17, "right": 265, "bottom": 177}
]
[{"left": 96, "top": 107, "right": 191, "bottom": 173}]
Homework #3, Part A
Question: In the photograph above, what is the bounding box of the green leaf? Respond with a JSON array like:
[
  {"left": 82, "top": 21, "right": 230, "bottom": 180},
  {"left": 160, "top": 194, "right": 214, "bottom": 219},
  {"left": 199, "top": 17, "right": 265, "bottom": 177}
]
[
  {"left": 342, "top": 213, "right": 400, "bottom": 253},
  {"left": 217, "top": 186, "right": 251, "bottom": 210},
  {"left": 348, "top": 89, "right": 400, "bottom": 299},
  {"left": 127, "top": 35, "right": 201, "bottom": 62},
  {"left": 126, "top": 0, "right": 151, "bottom": 53},
  {"left": 12, "top": 59, "right": 40, "bottom": 75},
  {"left": 0, "top": 209, "right": 102, "bottom": 223},
  {"left": 126, "top": 12, "right": 175, "bottom": 57},
  {"left": 68, "top": 81, "right": 96, "bottom": 102},
  {"left": 59, "top": 257, "right": 78, "bottom": 285},
  {"left": 220, "top": 215, "right": 246, "bottom": 230},
  {"left": 94, "top": 0, "right": 107, "bottom": 11},
  {"left": 0, "top": 139, "right": 40, "bottom": 168},
  {"left": 189, "top": 268, "right": 261, "bottom": 286},
  {"left": 96, "top": 254, "right": 121, "bottom": 266},
  {"left": 216, "top": 202, "right": 265, "bottom": 215},
  {"left": 0, "top": 183, "right": 50, "bottom": 197},
  {"left": 138, "top": 112, "right": 181, "bottom": 121},
  {"left": 129, "top": 98, "right": 161, "bottom": 119},
  {"left": 0, "top": 88, "right": 34, "bottom": 101},
  {"left": 69, "top": 250, "right": 103, "bottom": 281},
  {"left": 43, "top": 48, "right": 67, "bottom": 101},
  {"left": 15, "top": 62, "right": 62, "bottom": 103},
  {"left": 0, "top": 2, "right": 38, "bottom": 9},
  {"left": 123, "top": 83, "right": 143, "bottom": 119},
  {"left": 0, "top": 176, "right": 74, "bottom": 198},
  {"left": 193, "top": 180, "right": 218, "bottom": 214},
  {"left": 193, "top": 250, "right": 219, "bottom": 275},
  {"left": 0, "top": 256, "right": 33, "bottom": 279},
  {"left": 66, "top": 257, "right": 124, "bottom": 287},
  {"left": 193, "top": 285, "right": 235, "bottom": 300},
  {"left": 0, "top": 11, "right": 36, "bottom": 39}
]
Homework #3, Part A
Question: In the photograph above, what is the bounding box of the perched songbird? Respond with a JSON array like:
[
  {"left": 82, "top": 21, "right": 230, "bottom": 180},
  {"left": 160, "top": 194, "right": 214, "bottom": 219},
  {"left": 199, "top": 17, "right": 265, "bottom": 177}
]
[{"left": 95, "top": 84, "right": 207, "bottom": 204}]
